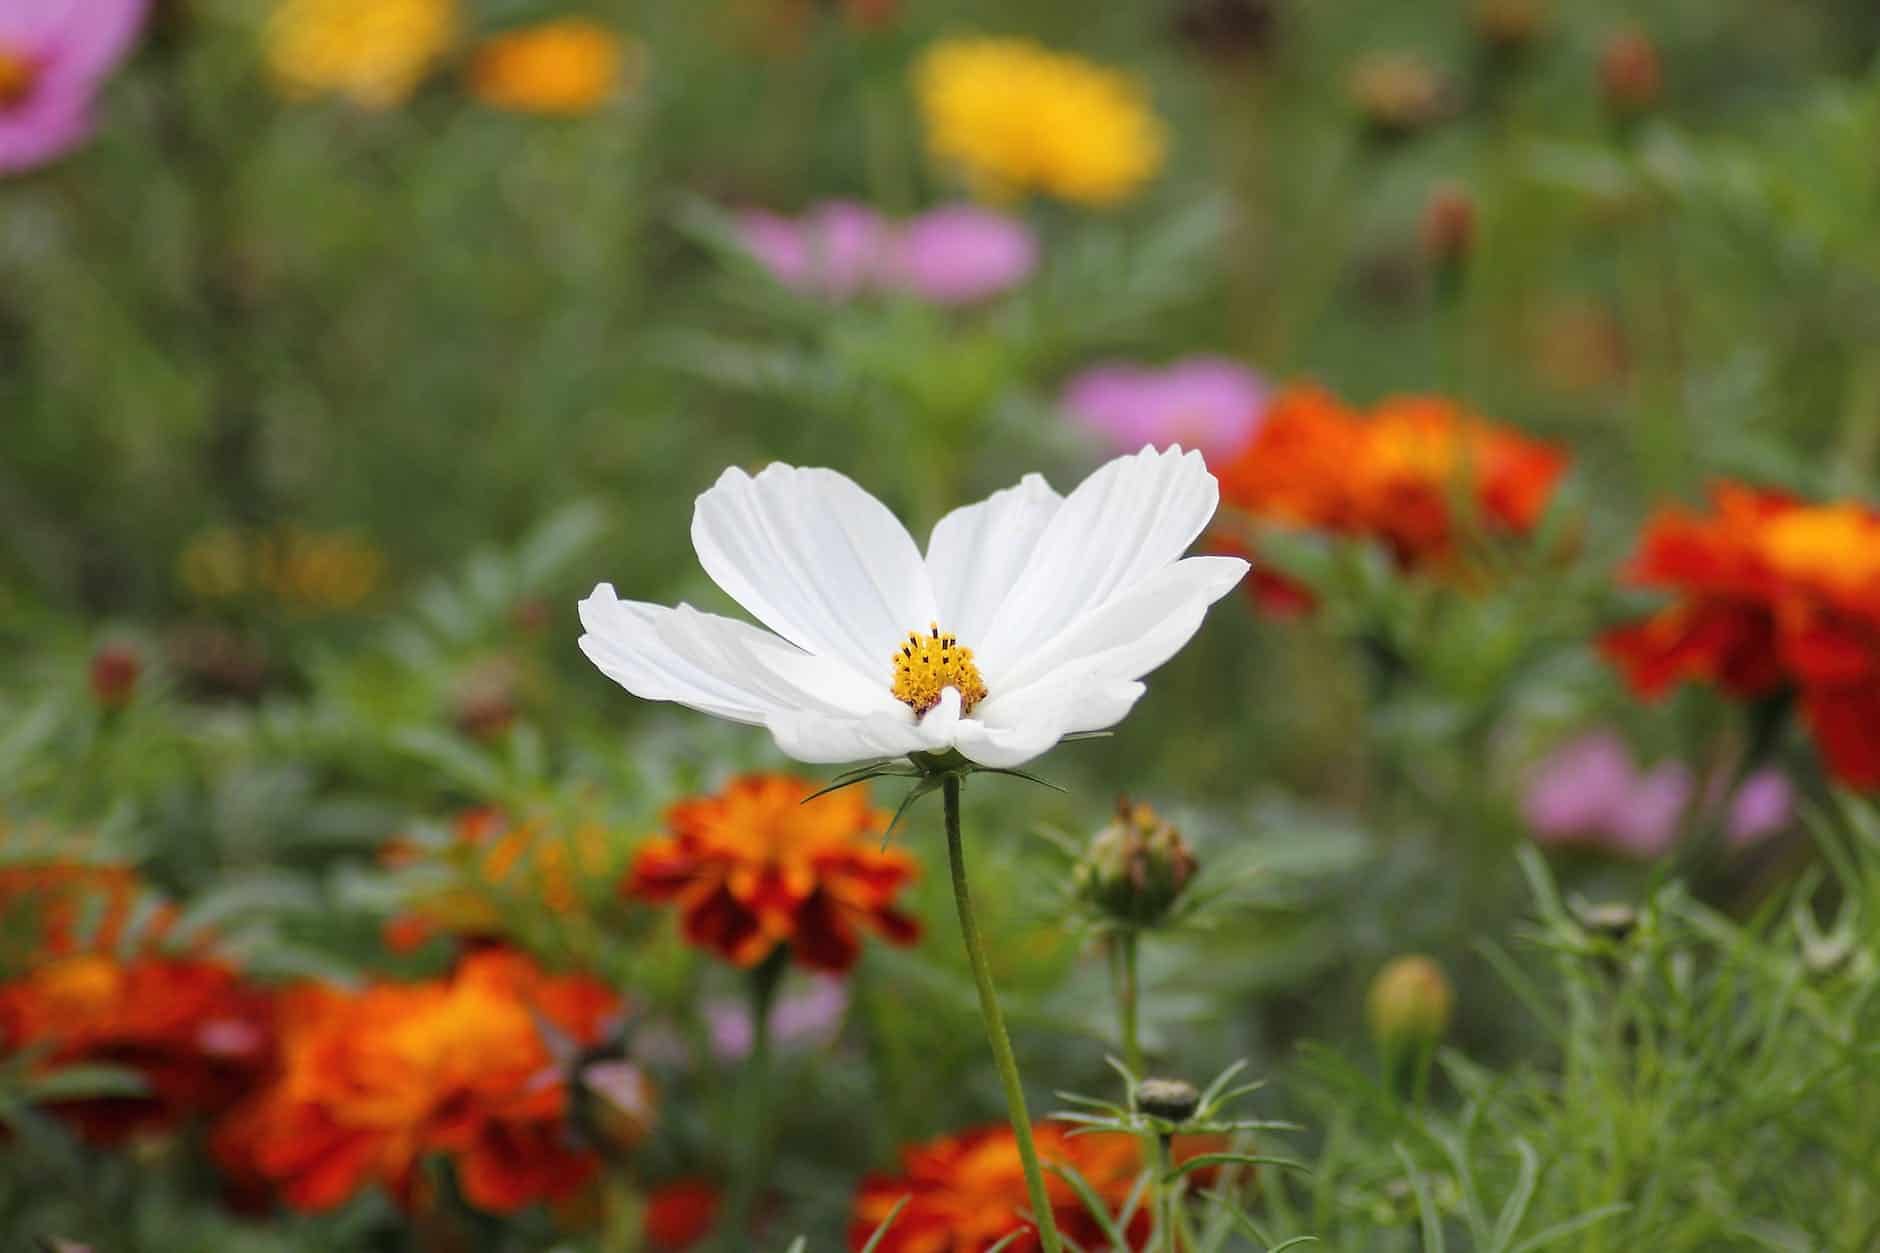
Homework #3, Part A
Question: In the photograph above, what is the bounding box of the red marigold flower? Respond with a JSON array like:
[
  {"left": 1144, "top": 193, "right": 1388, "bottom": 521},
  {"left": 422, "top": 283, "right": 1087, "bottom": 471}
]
[
  {"left": 213, "top": 950, "right": 621, "bottom": 1215},
  {"left": 1603, "top": 485, "right": 1880, "bottom": 788},
  {"left": 849, "top": 1122, "right": 1226, "bottom": 1252},
  {"left": 625, "top": 774, "right": 920, "bottom": 973},
  {"left": 644, "top": 1178, "right": 721, "bottom": 1250},
  {"left": 1214, "top": 385, "right": 1568, "bottom": 607},
  {"left": 0, "top": 952, "right": 273, "bottom": 1145}
]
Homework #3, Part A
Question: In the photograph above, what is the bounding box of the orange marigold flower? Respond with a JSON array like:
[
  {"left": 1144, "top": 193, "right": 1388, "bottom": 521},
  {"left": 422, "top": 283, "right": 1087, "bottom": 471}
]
[
  {"left": 0, "top": 860, "right": 153, "bottom": 960},
  {"left": 381, "top": 808, "right": 621, "bottom": 951},
  {"left": 850, "top": 1122, "right": 1226, "bottom": 1252},
  {"left": 644, "top": 1178, "right": 721, "bottom": 1251},
  {"left": 1602, "top": 485, "right": 1880, "bottom": 788},
  {"left": 0, "top": 953, "right": 273, "bottom": 1145},
  {"left": 214, "top": 950, "right": 620, "bottom": 1215},
  {"left": 625, "top": 774, "right": 920, "bottom": 973},
  {"left": 1216, "top": 384, "right": 1568, "bottom": 579},
  {"left": 468, "top": 19, "right": 637, "bottom": 116}
]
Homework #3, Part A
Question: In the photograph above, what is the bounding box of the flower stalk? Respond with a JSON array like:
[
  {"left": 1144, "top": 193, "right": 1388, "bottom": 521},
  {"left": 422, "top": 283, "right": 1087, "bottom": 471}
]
[
  {"left": 942, "top": 773, "right": 1063, "bottom": 1253},
  {"left": 718, "top": 947, "right": 786, "bottom": 1249},
  {"left": 1111, "top": 930, "right": 1145, "bottom": 1077}
]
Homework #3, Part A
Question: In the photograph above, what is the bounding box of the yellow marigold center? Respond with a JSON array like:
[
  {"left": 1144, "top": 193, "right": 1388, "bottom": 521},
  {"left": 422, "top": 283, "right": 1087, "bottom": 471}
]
[
  {"left": 0, "top": 47, "right": 37, "bottom": 107},
  {"left": 891, "top": 623, "right": 987, "bottom": 717}
]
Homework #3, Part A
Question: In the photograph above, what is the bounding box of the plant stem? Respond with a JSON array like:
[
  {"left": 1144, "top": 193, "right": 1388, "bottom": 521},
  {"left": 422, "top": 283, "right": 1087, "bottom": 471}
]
[
  {"left": 717, "top": 948, "right": 785, "bottom": 1249},
  {"left": 1112, "top": 930, "right": 1145, "bottom": 1077},
  {"left": 943, "top": 774, "right": 1062, "bottom": 1253},
  {"left": 1156, "top": 1132, "right": 1177, "bottom": 1253}
]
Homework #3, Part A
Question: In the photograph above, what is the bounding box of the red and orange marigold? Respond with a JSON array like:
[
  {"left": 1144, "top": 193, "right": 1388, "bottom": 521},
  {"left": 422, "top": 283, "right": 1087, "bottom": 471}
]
[
  {"left": 0, "top": 951, "right": 273, "bottom": 1145},
  {"left": 1602, "top": 484, "right": 1880, "bottom": 788},
  {"left": 1215, "top": 385, "right": 1569, "bottom": 599},
  {"left": 850, "top": 1121, "right": 1225, "bottom": 1252},
  {"left": 213, "top": 949, "right": 621, "bottom": 1215},
  {"left": 624, "top": 774, "right": 920, "bottom": 972}
]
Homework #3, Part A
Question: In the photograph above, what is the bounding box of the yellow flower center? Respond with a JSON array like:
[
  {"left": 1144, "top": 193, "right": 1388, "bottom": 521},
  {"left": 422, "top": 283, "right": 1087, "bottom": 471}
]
[
  {"left": 1760, "top": 505, "right": 1880, "bottom": 587},
  {"left": 891, "top": 623, "right": 987, "bottom": 717},
  {"left": 0, "top": 46, "right": 37, "bottom": 107}
]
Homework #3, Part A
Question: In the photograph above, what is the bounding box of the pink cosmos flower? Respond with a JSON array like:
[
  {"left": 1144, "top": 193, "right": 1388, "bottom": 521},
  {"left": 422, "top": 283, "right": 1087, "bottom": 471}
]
[
  {"left": 0, "top": 0, "right": 149, "bottom": 175},
  {"left": 735, "top": 201, "right": 1036, "bottom": 306},
  {"left": 737, "top": 201, "right": 890, "bottom": 301},
  {"left": 1523, "top": 731, "right": 1794, "bottom": 859},
  {"left": 887, "top": 204, "right": 1039, "bottom": 305},
  {"left": 1061, "top": 357, "right": 1269, "bottom": 463}
]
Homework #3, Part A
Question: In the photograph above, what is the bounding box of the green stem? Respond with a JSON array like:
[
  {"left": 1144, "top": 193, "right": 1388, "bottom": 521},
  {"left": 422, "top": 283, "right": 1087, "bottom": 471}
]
[
  {"left": 717, "top": 949, "right": 785, "bottom": 1249},
  {"left": 943, "top": 774, "right": 1062, "bottom": 1253},
  {"left": 1156, "top": 1132, "right": 1177, "bottom": 1253},
  {"left": 1112, "top": 930, "right": 1145, "bottom": 1077}
]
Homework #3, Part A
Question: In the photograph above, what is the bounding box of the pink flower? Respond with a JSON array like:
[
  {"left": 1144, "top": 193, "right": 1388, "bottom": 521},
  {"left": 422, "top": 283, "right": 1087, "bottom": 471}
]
[
  {"left": 704, "top": 976, "right": 849, "bottom": 1061},
  {"left": 1061, "top": 357, "right": 1269, "bottom": 462},
  {"left": 1726, "top": 769, "right": 1794, "bottom": 848},
  {"left": 888, "top": 205, "right": 1038, "bottom": 305},
  {"left": 1523, "top": 731, "right": 1794, "bottom": 859},
  {"left": 0, "top": 0, "right": 149, "bottom": 175},
  {"left": 734, "top": 201, "right": 1036, "bottom": 306},
  {"left": 737, "top": 201, "right": 890, "bottom": 301}
]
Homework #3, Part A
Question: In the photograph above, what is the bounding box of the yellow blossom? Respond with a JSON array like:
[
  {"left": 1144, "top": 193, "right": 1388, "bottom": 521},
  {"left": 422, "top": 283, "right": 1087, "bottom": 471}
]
[
  {"left": 914, "top": 37, "right": 1165, "bottom": 207},
  {"left": 468, "top": 19, "right": 634, "bottom": 115},
  {"left": 265, "top": 0, "right": 457, "bottom": 109}
]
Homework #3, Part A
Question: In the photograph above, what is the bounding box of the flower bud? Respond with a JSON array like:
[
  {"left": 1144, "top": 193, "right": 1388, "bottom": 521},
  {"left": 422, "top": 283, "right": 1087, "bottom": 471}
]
[
  {"left": 1348, "top": 52, "right": 1453, "bottom": 143},
  {"left": 1599, "top": 27, "right": 1661, "bottom": 119},
  {"left": 574, "top": 1052, "right": 659, "bottom": 1157},
  {"left": 1367, "top": 955, "right": 1453, "bottom": 1053},
  {"left": 1421, "top": 184, "right": 1476, "bottom": 269},
  {"left": 1135, "top": 1076, "right": 1201, "bottom": 1123},
  {"left": 89, "top": 642, "right": 142, "bottom": 710},
  {"left": 1073, "top": 798, "right": 1198, "bottom": 928},
  {"left": 1173, "top": 0, "right": 1278, "bottom": 65},
  {"left": 1573, "top": 900, "right": 1637, "bottom": 941},
  {"left": 1472, "top": 0, "right": 1546, "bottom": 58}
]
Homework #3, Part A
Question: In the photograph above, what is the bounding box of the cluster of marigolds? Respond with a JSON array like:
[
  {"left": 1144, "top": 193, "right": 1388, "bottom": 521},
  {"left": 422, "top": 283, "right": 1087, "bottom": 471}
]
[{"left": 0, "top": 773, "right": 1219, "bottom": 1252}]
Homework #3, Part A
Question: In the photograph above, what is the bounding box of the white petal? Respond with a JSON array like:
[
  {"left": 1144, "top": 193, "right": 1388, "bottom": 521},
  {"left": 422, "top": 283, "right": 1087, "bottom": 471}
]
[
  {"left": 954, "top": 681, "right": 1146, "bottom": 768},
  {"left": 765, "top": 708, "right": 927, "bottom": 764},
  {"left": 578, "top": 584, "right": 896, "bottom": 726},
  {"left": 981, "top": 556, "right": 1248, "bottom": 706},
  {"left": 974, "top": 447, "right": 1221, "bottom": 678},
  {"left": 925, "top": 473, "right": 1063, "bottom": 646},
  {"left": 691, "top": 464, "right": 937, "bottom": 677}
]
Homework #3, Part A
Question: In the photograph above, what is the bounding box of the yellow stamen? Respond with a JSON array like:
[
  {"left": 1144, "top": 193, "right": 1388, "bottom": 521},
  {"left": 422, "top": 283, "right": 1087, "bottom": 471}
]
[
  {"left": 891, "top": 622, "right": 988, "bottom": 717},
  {"left": 0, "top": 47, "right": 37, "bottom": 108}
]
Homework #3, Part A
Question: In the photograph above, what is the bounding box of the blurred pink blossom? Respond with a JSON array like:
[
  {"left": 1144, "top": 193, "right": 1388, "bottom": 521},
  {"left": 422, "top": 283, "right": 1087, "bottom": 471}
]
[
  {"left": 1061, "top": 357, "right": 1269, "bottom": 462},
  {"left": 1523, "top": 732, "right": 1794, "bottom": 859},
  {"left": 735, "top": 201, "right": 1036, "bottom": 305},
  {"left": 705, "top": 975, "right": 849, "bottom": 1061},
  {"left": 887, "top": 205, "right": 1038, "bottom": 305},
  {"left": 0, "top": 0, "right": 149, "bottom": 175}
]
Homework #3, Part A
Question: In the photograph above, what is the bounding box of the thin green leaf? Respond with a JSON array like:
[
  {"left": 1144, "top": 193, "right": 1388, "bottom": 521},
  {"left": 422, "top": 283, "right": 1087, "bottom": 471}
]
[
  {"left": 1047, "top": 1160, "right": 1131, "bottom": 1249},
  {"left": 1166, "top": 1153, "right": 1311, "bottom": 1181},
  {"left": 857, "top": 1196, "right": 910, "bottom": 1253}
]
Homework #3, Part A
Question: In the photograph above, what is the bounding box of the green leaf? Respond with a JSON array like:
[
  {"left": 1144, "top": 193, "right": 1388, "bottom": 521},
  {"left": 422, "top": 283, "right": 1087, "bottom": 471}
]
[
  {"left": 856, "top": 1196, "right": 909, "bottom": 1253},
  {"left": 1166, "top": 1152, "right": 1311, "bottom": 1181}
]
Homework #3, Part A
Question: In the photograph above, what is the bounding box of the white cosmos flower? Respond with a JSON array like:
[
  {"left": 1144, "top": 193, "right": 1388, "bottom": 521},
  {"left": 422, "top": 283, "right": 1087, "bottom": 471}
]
[{"left": 578, "top": 445, "right": 1248, "bottom": 769}]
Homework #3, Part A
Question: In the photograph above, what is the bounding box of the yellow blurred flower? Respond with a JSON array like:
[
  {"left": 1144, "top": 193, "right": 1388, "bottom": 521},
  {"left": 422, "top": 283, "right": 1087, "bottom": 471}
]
[
  {"left": 177, "top": 526, "right": 384, "bottom": 612},
  {"left": 914, "top": 37, "right": 1165, "bottom": 207},
  {"left": 265, "top": 0, "right": 457, "bottom": 109},
  {"left": 468, "top": 18, "right": 635, "bottom": 116},
  {"left": 178, "top": 527, "right": 252, "bottom": 602}
]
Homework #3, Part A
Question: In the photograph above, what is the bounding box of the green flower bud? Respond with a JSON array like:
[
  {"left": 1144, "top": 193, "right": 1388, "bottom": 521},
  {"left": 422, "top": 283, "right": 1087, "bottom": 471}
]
[
  {"left": 1367, "top": 955, "right": 1453, "bottom": 1053},
  {"left": 1072, "top": 798, "right": 1199, "bottom": 928}
]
